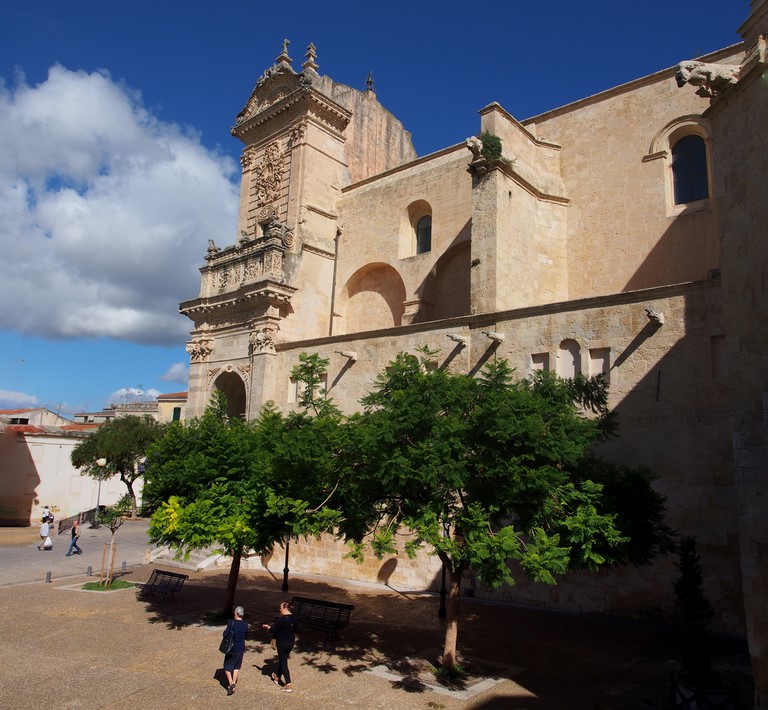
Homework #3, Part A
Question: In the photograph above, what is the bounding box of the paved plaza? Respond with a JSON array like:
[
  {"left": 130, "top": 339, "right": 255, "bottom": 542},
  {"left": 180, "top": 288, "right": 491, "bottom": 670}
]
[{"left": 0, "top": 522, "right": 753, "bottom": 708}]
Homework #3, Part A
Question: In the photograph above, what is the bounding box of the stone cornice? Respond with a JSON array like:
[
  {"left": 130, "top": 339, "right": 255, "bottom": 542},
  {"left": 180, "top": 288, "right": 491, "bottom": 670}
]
[
  {"left": 232, "top": 87, "right": 351, "bottom": 142},
  {"left": 180, "top": 279, "right": 297, "bottom": 318},
  {"left": 301, "top": 242, "right": 335, "bottom": 259},
  {"left": 278, "top": 278, "right": 720, "bottom": 352}
]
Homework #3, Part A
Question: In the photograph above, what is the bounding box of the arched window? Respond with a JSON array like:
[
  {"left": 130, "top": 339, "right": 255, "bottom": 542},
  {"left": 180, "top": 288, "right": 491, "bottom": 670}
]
[
  {"left": 672, "top": 134, "right": 708, "bottom": 205},
  {"left": 416, "top": 215, "right": 432, "bottom": 254}
]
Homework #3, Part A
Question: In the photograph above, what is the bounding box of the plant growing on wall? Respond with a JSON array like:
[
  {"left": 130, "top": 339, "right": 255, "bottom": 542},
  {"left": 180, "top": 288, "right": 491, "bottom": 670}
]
[{"left": 478, "top": 130, "right": 503, "bottom": 164}]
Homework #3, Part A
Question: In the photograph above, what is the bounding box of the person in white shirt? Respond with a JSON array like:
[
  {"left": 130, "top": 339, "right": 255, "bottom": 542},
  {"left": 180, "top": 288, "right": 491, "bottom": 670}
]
[{"left": 38, "top": 519, "right": 51, "bottom": 550}]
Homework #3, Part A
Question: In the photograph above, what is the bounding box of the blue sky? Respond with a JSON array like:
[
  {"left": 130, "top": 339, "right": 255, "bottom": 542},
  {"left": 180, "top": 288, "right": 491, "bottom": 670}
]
[{"left": 0, "top": 0, "right": 746, "bottom": 415}]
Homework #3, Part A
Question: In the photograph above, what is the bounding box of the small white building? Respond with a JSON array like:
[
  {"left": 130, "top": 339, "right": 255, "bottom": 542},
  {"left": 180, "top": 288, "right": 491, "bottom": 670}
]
[{"left": 0, "top": 409, "right": 127, "bottom": 526}]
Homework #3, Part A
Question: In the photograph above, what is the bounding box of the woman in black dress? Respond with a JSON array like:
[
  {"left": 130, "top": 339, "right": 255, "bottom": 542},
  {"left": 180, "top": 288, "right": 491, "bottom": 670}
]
[
  {"left": 263, "top": 601, "right": 297, "bottom": 692},
  {"left": 223, "top": 605, "right": 248, "bottom": 695}
]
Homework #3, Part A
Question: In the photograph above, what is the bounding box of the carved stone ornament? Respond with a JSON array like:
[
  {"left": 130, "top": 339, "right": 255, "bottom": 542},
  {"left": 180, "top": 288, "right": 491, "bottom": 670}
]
[
  {"left": 238, "top": 363, "right": 251, "bottom": 388},
  {"left": 675, "top": 60, "right": 740, "bottom": 98},
  {"left": 466, "top": 135, "right": 483, "bottom": 160},
  {"left": 465, "top": 135, "right": 490, "bottom": 176},
  {"left": 249, "top": 327, "right": 276, "bottom": 353},
  {"left": 240, "top": 151, "right": 255, "bottom": 170},
  {"left": 288, "top": 123, "right": 306, "bottom": 147},
  {"left": 186, "top": 339, "right": 214, "bottom": 363},
  {"left": 258, "top": 205, "right": 278, "bottom": 222},
  {"left": 255, "top": 142, "right": 283, "bottom": 207},
  {"left": 206, "top": 367, "right": 221, "bottom": 389},
  {"left": 263, "top": 214, "right": 295, "bottom": 248}
]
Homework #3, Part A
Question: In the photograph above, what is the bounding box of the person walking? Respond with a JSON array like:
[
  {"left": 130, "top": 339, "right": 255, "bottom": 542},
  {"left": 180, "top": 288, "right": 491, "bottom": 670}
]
[
  {"left": 263, "top": 601, "right": 298, "bottom": 692},
  {"left": 38, "top": 518, "right": 52, "bottom": 550},
  {"left": 222, "top": 605, "right": 248, "bottom": 695},
  {"left": 65, "top": 520, "right": 83, "bottom": 556}
]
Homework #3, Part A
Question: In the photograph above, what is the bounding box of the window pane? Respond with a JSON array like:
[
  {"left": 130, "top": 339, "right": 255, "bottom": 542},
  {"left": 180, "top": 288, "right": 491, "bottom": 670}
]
[
  {"left": 416, "top": 215, "right": 432, "bottom": 254},
  {"left": 672, "top": 135, "right": 708, "bottom": 204}
]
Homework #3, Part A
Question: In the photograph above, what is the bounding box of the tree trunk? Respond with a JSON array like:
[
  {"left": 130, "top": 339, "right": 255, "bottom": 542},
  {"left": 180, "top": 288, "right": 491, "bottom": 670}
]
[
  {"left": 120, "top": 473, "right": 139, "bottom": 519},
  {"left": 222, "top": 547, "right": 242, "bottom": 618},
  {"left": 441, "top": 568, "right": 463, "bottom": 669}
]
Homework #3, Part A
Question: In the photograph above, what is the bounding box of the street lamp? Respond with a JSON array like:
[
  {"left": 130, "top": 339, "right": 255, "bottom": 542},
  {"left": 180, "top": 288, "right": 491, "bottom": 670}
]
[{"left": 282, "top": 539, "right": 291, "bottom": 592}]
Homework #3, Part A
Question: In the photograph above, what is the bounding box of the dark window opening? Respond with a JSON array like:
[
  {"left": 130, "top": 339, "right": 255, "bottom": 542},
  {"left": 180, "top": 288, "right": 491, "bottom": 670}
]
[
  {"left": 416, "top": 215, "right": 432, "bottom": 254},
  {"left": 672, "top": 134, "right": 708, "bottom": 205}
]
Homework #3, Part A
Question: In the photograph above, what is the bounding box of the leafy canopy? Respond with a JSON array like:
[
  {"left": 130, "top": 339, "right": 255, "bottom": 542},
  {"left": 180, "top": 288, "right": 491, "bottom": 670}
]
[{"left": 341, "top": 349, "right": 670, "bottom": 589}]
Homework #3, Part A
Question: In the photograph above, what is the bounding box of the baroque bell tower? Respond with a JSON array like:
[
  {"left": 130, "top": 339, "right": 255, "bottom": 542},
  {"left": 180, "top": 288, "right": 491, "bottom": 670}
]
[{"left": 180, "top": 41, "right": 352, "bottom": 418}]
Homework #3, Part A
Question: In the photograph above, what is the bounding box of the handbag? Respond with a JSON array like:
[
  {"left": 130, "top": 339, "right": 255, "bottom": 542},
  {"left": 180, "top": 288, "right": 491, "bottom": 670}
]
[{"left": 219, "top": 622, "right": 235, "bottom": 654}]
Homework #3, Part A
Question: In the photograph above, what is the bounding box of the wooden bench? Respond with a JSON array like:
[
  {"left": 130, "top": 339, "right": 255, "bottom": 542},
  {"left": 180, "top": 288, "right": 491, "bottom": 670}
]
[
  {"left": 290, "top": 596, "right": 354, "bottom": 643},
  {"left": 136, "top": 569, "right": 189, "bottom": 601}
]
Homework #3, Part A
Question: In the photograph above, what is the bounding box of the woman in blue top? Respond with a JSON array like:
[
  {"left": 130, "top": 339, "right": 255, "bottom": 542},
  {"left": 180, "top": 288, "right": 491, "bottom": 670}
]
[
  {"left": 263, "top": 601, "right": 298, "bottom": 692},
  {"left": 223, "top": 605, "right": 248, "bottom": 695}
]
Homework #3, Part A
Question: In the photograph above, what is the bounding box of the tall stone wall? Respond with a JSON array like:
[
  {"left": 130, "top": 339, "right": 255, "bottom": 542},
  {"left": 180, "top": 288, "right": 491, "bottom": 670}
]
[
  {"left": 268, "top": 279, "right": 742, "bottom": 633},
  {"left": 708, "top": 9, "right": 768, "bottom": 703}
]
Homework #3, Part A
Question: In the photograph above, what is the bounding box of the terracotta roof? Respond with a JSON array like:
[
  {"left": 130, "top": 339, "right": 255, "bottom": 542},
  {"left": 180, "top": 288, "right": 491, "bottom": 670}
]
[
  {"left": 6, "top": 424, "right": 95, "bottom": 436},
  {"left": 6, "top": 424, "right": 46, "bottom": 434},
  {"left": 0, "top": 407, "right": 45, "bottom": 415},
  {"left": 60, "top": 423, "right": 101, "bottom": 432},
  {"left": 157, "top": 391, "right": 187, "bottom": 400}
]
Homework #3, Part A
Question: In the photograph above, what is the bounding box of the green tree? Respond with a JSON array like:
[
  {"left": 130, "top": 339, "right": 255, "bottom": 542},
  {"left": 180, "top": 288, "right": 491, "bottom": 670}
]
[
  {"left": 97, "top": 495, "right": 132, "bottom": 585},
  {"left": 71, "top": 415, "right": 165, "bottom": 519},
  {"left": 145, "top": 392, "right": 268, "bottom": 615},
  {"left": 145, "top": 384, "right": 345, "bottom": 617},
  {"left": 342, "top": 349, "right": 671, "bottom": 670}
]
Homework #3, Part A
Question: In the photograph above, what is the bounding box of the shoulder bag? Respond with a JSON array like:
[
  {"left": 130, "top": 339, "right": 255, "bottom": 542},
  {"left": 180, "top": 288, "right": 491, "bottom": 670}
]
[{"left": 219, "top": 621, "right": 235, "bottom": 654}]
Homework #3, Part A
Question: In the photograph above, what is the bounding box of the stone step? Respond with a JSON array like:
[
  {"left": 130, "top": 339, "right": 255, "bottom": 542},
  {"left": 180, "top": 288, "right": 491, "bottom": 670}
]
[{"left": 148, "top": 545, "right": 222, "bottom": 571}]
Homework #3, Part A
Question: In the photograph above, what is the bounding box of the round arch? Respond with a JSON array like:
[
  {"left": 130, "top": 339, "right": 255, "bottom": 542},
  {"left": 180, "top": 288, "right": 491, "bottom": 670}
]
[
  {"left": 336, "top": 262, "right": 406, "bottom": 334},
  {"left": 211, "top": 369, "right": 247, "bottom": 420}
]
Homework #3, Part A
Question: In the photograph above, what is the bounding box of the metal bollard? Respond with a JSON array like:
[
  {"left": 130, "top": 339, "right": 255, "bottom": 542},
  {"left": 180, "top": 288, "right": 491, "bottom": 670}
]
[
  {"left": 87, "top": 565, "right": 93, "bottom": 577},
  {"left": 45, "top": 571, "right": 51, "bottom": 583}
]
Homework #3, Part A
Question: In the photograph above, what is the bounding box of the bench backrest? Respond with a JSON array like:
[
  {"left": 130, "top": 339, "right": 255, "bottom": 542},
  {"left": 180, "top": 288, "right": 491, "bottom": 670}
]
[
  {"left": 148, "top": 569, "right": 189, "bottom": 589},
  {"left": 291, "top": 596, "right": 354, "bottom": 628}
]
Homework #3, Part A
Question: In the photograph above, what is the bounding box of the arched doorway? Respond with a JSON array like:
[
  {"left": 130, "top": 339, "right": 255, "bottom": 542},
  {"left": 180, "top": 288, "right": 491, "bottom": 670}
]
[{"left": 212, "top": 371, "right": 247, "bottom": 419}]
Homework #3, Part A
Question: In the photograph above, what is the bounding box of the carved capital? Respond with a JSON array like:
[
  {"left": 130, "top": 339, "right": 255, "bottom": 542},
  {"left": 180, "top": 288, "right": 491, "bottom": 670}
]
[
  {"left": 249, "top": 326, "right": 277, "bottom": 353},
  {"left": 187, "top": 339, "right": 214, "bottom": 363}
]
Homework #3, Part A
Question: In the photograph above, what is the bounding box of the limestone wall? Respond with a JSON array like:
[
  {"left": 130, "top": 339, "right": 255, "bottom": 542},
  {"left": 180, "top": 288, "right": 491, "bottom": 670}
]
[
  {"left": 524, "top": 47, "right": 744, "bottom": 299},
  {"left": 265, "top": 278, "right": 741, "bottom": 632},
  {"left": 335, "top": 147, "right": 473, "bottom": 333},
  {"left": 708, "top": 14, "right": 768, "bottom": 702}
]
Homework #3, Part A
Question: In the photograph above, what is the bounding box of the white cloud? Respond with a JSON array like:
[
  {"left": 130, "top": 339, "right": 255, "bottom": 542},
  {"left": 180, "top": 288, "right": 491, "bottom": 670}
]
[
  {"left": 108, "top": 387, "right": 162, "bottom": 404},
  {"left": 0, "top": 389, "right": 40, "bottom": 409},
  {"left": 0, "top": 66, "right": 239, "bottom": 346},
  {"left": 161, "top": 362, "right": 189, "bottom": 385}
]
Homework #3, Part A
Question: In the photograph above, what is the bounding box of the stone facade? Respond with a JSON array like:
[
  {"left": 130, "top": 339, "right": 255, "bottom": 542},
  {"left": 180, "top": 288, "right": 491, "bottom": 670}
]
[{"left": 180, "top": 12, "right": 768, "bottom": 705}]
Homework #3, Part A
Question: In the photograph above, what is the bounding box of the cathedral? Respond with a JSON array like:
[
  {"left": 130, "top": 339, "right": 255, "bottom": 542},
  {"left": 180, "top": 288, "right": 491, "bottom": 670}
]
[{"left": 179, "top": 2, "right": 768, "bottom": 702}]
